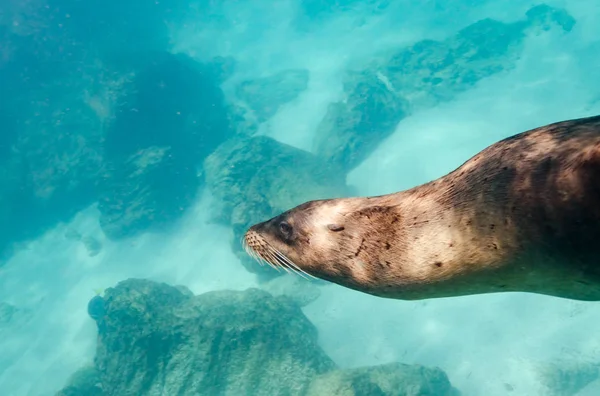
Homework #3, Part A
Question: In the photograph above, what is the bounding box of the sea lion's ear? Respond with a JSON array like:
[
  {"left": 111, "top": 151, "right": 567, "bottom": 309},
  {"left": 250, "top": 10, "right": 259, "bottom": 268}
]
[{"left": 327, "top": 224, "right": 345, "bottom": 232}]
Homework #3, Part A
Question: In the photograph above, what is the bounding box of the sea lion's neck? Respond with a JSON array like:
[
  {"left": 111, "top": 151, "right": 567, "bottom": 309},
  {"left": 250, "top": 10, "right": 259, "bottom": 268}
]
[{"left": 368, "top": 183, "right": 516, "bottom": 300}]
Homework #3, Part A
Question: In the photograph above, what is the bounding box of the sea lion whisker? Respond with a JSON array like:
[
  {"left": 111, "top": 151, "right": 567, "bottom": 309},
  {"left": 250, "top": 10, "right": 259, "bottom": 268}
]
[
  {"left": 242, "top": 242, "right": 260, "bottom": 264},
  {"left": 243, "top": 234, "right": 279, "bottom": 270},
  {"left": 244, "top": 242, "right": 275, "bottom": 270},
  {"left": 272, "top": 254, "right": 298, "bottom": 276},
  {"left": 271, "top": 248, "right": 316, "bottom": 280},
  {"left": 258, "top": 241, "right": 304, "bottom": 277},
  {"left": 273, "top": 255, "right": 303, "bottom": 279},
  {"left": 242, "top": 241, "right": 250, "bottom": 255},
  {"left": 258, "top": 247, "right": 284, "bottom": 272},
  {"left": 241, "top": 224, "right": 313, "bottom": 280},
  {"left": 266, "top": 250, "right": 288, "bottom": 273},
  {"left": 257, "top": 252, "right": 279, "bottom": 271},
  {"left": 251, "top": 253, "right": 265, "bottom": 267},
  {"left": 242, "top": 240, "right": 255, "bottom": 259},
  {"left": 270, "top": 250, "right": 306, "bottom": 279},
  {"left": 246, "top": 234, "right": 292, "bottom": 274},
  {"left": 248, "top": 247, "right": 260, "bottom": 261}
]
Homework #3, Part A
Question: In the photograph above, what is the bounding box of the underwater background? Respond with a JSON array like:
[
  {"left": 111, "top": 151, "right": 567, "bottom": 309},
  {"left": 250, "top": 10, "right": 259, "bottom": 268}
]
[{"left": 1, "top": 0, "right": 600, "bottom": 395}]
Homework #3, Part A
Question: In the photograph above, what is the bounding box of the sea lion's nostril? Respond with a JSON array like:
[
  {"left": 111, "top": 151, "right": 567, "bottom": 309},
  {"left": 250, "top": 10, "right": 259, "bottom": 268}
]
[{"left": 327, "top": 224, "right": 345, "bottom": 232}]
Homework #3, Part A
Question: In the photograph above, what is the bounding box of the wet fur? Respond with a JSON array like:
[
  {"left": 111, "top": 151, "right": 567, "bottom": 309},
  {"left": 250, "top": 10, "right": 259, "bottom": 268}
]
[{"left": 244, "top": 115, "right": 600, "bottom": 301}]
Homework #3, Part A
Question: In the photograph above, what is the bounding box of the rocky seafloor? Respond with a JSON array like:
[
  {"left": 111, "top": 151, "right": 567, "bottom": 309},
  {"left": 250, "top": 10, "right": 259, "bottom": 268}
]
[
  {"left": 47, "top": 277, "right": 600, "bottom": 396},
  {"left": 56, "top": 278, "right": 461, "bottom": 396}
]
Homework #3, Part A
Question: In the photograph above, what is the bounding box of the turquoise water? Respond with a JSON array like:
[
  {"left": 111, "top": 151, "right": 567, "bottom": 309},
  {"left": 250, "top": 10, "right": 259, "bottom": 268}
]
[{"left": 1, "top": 1, "right": 600, "bottom": 395}]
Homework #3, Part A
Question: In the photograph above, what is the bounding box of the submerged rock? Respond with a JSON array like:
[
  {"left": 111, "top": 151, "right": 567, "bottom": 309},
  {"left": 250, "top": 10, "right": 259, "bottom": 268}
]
[
  {"left": 93, "top": 279, "right": 335, "bottom": 395},
  {"left": 525, "top": 4, "right": 576, "bottom": 32},
  {"left": 0, "top": 0, "right": 205, "bottom": 261},
  {"left": 204, "top": 55, "right": 237, "bottom": 84},
  {"left": 235, "top": 69, "right": 310, "bottom": 122},
  {"left": 59, "top": 278, "right": 459, "bottom": 396},
  {"left": 64, "top": 229, "right": 103, "bottom": 257},
  {"left": 81, "top": 236, "right": 103, "bottom": 257},
  {"left": 16, "top": 99, "right": 105, "bottom": 206},
  {"left": 98, "top": 145, "right": 199, "bottom": 239},
  {"left": 99, "top": 51, "right": 232, "bottom": 240},
  {"left": 203, "top": 135, "right": 351, "bottom": 280},
  {"left": 87, "top": 295, "right": 106, "bottom": 323},
  {"left": 103, "top": 51, "right": 232, "bottom": 162},
  {"left": 538, "top": 360, "right": 600, "bottom": 396},
  {"left": 314, "top": 4, "right": 576, "bottom": 172},
  {"left": 55, "top": 366, "right": 103, "bottom": 396},
  {"left": 306, "top": 362, "right": 460, "bottom": 396},
  {"left": 0, "top": 66, "right": 109, "bottom": 261},
  {"left": 0, "top": 49, "right": 240, "bottom": 260}
]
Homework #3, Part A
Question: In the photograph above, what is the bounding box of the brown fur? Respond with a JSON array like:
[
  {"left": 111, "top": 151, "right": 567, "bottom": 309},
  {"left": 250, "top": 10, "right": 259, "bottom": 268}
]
[{"left": 244, "top": 115, "right": 600, "bottom": 301}]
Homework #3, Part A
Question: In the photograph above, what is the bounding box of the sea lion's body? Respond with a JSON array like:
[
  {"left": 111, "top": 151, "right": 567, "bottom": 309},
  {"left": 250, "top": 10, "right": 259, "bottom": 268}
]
[{"left": 244, "top": 115, "right": 600, "bottom": 301}]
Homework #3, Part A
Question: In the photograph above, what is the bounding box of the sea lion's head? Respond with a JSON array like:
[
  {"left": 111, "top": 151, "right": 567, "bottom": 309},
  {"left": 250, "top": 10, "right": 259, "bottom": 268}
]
[{"left": 243, "top": 197, "right": 402, "bottom": 289}]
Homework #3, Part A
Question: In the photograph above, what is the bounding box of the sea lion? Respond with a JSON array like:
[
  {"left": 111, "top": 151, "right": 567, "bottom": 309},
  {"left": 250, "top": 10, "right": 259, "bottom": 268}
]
[{"left": 243, "top": 115, "right": 600, "bottom": 301}]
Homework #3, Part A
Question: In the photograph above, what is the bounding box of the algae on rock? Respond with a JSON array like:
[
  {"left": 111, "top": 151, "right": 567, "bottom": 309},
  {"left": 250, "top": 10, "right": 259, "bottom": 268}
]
[{"left": 313, "top": 4, "right": 576, "bottom": 172}]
